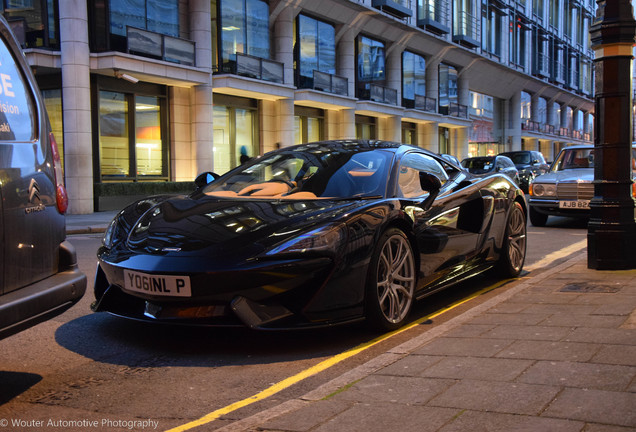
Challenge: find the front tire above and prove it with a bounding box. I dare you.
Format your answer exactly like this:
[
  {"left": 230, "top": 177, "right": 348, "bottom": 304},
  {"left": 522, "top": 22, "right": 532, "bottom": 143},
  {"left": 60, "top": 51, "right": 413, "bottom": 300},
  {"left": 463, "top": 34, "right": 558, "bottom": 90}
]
[
  {"left": 365, "top": 228, "right": 416, "bottom": 331},
  {"left": 529, "top": 206, "right": 548, "bottom": 227},
  {"left": 495, "top": 201, "right": 527, "bottom": 278}
]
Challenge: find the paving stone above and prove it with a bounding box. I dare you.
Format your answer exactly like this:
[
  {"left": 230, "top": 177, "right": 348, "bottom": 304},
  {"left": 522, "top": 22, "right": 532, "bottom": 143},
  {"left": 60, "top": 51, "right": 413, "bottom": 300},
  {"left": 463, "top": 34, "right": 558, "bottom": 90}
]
[
  {"left": 332, "top": 374, "right": 455, "bottom": 405},
  {"left": 438, "top": 410, "right": 584, "bottom": 432},
  {"left": 566, "top": 327, "right": 636, "bottom": 345},
  {"left": 429, "top": 380, "right": 560, "bottom": 415},
  {"left": 522, "top": 304, "right": 601, "bottom": 315},
  {"left": 418, "top": 356, "right": 533, "bottom": 382},
  {"left": 540, "top": 314, "right": 627, "bottom": 329},
  {"left": 443, "top": 324, "right": 496, "bottom": 338},
  {"left": 495, "top": 340, "right": 601, "bottom": 362},
  {"left": 591, "top": 345, "right": 636, "bottom": 366},
  {"left": 581, "top": 425, "right": 636, "bottom": 432},
  {"left": 517, "top": 361, "right": 636, "bottom": 391},
  {"left": 376, "top": 355, "right": 442, "bottom": 377},
  {"left": 312, "top": 403, "right": 459, "bottom": 432},
  {"left": 257, "top": 399, "right": 352, "bottom": 432},
  {"left": 468, "top": 313, "right": 552, "bottom": 326},
  {"left": 543, "top": 388, "right": 636, "bottom": 427},
  {"left": 413, "top": 337, "right": 514, "bottom": 357},
  {"left": 481, "top": 324, "right": 572, "bottom": 341}
]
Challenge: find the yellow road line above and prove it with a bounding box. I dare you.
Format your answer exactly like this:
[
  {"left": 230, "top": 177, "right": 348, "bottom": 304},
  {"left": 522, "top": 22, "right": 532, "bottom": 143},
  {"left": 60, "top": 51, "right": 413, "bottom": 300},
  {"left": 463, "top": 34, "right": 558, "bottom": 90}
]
[{"left": 165, "top": 279, "right": 510, "bottom": 432}]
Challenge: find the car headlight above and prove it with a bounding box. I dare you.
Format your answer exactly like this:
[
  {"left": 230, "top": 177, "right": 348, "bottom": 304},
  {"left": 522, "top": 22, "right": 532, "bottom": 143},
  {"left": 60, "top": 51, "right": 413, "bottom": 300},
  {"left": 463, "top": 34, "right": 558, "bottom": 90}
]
[
  {"left": 529, "top": 183, "right": 556, "bottom": 197},
  {"left": 266, "top": 224, "right": 347, "bottom": 256},
  {"left": 102, "top": 214, "right": 125, "bottom": 249}
]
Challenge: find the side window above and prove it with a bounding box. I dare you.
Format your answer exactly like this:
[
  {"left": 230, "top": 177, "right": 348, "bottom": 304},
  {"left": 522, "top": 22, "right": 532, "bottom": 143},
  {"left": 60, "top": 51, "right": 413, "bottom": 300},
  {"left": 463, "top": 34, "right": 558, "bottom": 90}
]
[
  {"left": 0, "top": 36, "right": 35, "bottom": 141},
  {"left": 397, "top": 152, "right": 448, "bottom": 198}
]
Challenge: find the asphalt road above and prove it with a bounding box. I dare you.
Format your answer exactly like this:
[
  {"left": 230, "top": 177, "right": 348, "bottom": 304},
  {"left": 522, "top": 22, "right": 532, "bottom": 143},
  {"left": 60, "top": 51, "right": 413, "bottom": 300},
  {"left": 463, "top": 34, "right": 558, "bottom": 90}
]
[{"left": 0, "top": 216, "right": 589, "bottom": 432}]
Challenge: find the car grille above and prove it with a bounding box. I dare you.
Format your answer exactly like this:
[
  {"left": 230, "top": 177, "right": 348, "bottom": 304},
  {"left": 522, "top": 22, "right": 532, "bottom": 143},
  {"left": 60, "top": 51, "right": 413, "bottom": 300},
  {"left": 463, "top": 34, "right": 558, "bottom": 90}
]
[{"left": 557, "top": 182, "right": 594, "bottom": 200}]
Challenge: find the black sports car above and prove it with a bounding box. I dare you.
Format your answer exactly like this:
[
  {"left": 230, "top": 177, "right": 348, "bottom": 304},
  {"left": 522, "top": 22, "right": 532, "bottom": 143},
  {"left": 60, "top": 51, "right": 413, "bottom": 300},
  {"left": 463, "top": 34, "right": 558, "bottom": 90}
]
[{"left": 92, "top": 140, "right": 527, "bottom": 331}]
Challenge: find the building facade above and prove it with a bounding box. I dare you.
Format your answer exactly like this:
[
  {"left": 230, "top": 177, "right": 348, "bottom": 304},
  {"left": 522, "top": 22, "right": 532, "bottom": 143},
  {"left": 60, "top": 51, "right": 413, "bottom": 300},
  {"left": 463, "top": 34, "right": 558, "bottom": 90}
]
[{"left": 2, "top": 0, "right": 595, "bottom": 214}]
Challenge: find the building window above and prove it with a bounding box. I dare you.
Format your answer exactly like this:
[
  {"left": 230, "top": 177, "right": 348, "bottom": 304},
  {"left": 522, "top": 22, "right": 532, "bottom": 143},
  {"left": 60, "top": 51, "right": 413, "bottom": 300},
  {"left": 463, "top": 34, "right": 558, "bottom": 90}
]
[
  {"left": 213, "top": 95, "right": 259, "bottom": 173},
  {"left": 509, "top": 15, "right": 528, "bottom": 68},
  {"left": 521, "top": 91, "right": 531, "bottom": 121},
  {"left": 402, "top": 122, "right": 417, "bottom": 146},
  {"left": 453, "top": 0, "right": 479, "bottom": 47},
  {"left": 438, "top": 63, "right": 458, "bottom": 115},
  {"left": 2, "top": 0, "right": 58, "bottom": 49},
  {"left": 356, "top": 115, "right": 377, "bottom": 140},
  {"left": 294, "top": 14, "right": 336, "bottom": 89},
  {"left": 109, "top": 0, "right": 179, "bottom": 37},
  {"left": 98, "top": 89, "right": 168, "bottom": 180},
  {"left": 469, "top": 91, "right": 496, "bottom": 146},
  {"left": 356, "top": 35, "right": 386, "bottom": 98},
  {"left": 481, "top": 3, "right": 503, "bottom": 57},
  {"left": 402, "top": 51, "right": 426, "bottom": 108},
  {"left": 216, "top": 0, "right": 269, "bottom": 70},
  {"left": 417, "top": 0, "right": 450, "bottom": 34},
  {"left": 42, "top": 88, "right": 64, "bottom": 171},
  {"left": 294, "top": 106, "right": 324, "bottom": 144},
  {"left": 549, "top": 0, "right": 559, "bottom": 29}
]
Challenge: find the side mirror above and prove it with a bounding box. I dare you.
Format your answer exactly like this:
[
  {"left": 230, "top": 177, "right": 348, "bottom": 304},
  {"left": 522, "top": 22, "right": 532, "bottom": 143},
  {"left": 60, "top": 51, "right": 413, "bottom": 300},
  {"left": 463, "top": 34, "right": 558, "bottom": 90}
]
[
  {"left": 419, "top": 172, "right": 442, "bottom": 193},
  {"left": 419, "top": 172, "right": 442, "bottom": 210},
  {"left": 194, "top": 171, "right": 219, "bottom": 188}
]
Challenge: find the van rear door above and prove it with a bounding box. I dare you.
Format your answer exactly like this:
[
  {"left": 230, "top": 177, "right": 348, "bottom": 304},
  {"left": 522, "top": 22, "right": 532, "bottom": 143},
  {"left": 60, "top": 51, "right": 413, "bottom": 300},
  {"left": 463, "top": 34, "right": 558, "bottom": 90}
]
[{"left": 0, "top": 28, "right": 65, "bottom": 294}]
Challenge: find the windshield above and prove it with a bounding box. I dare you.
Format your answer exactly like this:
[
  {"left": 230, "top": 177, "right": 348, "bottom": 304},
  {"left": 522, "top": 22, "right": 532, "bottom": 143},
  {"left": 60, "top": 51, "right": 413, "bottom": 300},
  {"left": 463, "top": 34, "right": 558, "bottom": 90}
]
[
  {"left": 502, "top": 152, "right": 531, "bottom": 165},
  {"left": 552, "top": 148, "right": 594, "bottom": 171},
  {"left": 461, "top": 158, "right": 495, "bottom": 174},
  {"left": 202, "top": 146, "right": 393, "bottom": 199}
]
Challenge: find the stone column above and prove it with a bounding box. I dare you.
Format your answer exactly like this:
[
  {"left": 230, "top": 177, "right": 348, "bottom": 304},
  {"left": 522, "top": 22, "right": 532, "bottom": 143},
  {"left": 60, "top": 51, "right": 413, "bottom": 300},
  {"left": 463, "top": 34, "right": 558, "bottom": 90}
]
[
  {"left": 341, "top": 108, "right": 356, "bottom": 139},
  {"left": 508, "top": 91, "right": 522, "bottom": 151},
  {"left": 337, "top": 29, "right": 356, "bottom": 98},
  {"left": 420, "top": 122, "right": 439, "bottom": 153},
  {"left": 277, "top": 98, "right": 295, "bottom": 147},
  {"left": 59, "top": 0, "right": 92, "bottom": 214},
  {"left": 387, "top": 46, "right": 402, "bottom": 103},
  {"left": 190, "top": 0, "right": 214, "bottom": 174},
  {"left": 274, "top": 6, "right": 294, "bottom": 85},
  {"left": 426, "top": 59, "right": 440, "bottom": 108}
]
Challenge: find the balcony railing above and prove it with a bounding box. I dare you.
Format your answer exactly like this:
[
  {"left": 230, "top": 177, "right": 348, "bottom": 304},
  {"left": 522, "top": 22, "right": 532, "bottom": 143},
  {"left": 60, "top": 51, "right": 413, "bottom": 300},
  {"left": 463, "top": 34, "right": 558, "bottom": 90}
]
[
  {"left": 372, "top": 0, "right": 413, "bottom": 18},
  {"left": 558, "top": 127, "right": 571, "bottom": 137},
  {"left": 312, "top": 70, "right": 348, "bottom": 96},
  {"left": 543, "top": 124, "right": 556, "bottom": 134},
  {"left": 220, "top": 53, "right": 284, "bottom": 84},
  {"left": 414, "top": 94, "right": 437, "bottom": 112},
  {"left": 448, "top": 102, "right": 468, "bottom": 118},
  {"left": 522, "top": 120, "right": 542, "bottom": 132},
  {"left": 127, "top": 27, "right": 195, "bottom": 66},
  {"left": 359, "top": 84, "right": 398, "bottom": 105}
]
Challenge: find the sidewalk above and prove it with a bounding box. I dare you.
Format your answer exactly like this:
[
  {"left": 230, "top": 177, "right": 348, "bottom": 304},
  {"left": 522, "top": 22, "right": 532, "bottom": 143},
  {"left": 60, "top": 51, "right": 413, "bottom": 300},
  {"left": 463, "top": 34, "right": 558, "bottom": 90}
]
[
  {"left": 218, "top": 253, "right": 636, "bottom": 432},
  {"left": 65, "top": 211, "right": 119, "bottom": 235},
  {"left": 64, "top": 213, "right": 636, "bottom": 431}
]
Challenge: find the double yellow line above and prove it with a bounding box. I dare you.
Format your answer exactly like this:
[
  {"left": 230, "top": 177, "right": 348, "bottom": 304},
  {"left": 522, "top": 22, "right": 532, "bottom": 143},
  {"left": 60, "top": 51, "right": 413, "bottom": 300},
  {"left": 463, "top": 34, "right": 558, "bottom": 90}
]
[{"left": 166, "top": 279, "right": 509, "bottom": 432}]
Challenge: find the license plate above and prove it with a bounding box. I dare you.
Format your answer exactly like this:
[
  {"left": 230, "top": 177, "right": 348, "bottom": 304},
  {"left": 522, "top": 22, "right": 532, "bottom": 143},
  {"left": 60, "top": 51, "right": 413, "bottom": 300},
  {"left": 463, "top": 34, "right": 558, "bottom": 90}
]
[
  {"left": 124, "top": 270, "right": 191, "bottom": 297},
  {"left": 559, "top": 200, "right": 590, "bottom": 209}
]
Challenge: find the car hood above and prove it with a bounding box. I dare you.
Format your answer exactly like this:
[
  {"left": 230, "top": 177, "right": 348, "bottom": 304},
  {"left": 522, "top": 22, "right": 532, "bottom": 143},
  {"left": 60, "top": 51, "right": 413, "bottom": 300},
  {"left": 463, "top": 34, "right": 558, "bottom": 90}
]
[
  {"left": 115, "top": 194, "right": 369, "bottom": 258},
  {"left": 533, "top": 168, "right": 594, "bottom": 184}
]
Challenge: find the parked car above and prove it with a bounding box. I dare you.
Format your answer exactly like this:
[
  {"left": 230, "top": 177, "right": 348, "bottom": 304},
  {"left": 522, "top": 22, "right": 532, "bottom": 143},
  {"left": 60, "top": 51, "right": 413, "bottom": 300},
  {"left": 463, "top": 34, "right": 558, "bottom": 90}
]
[
  {"left": 528, "top": 144, "right": 636, "bottom": 226},
  {"left": 461, "top": 155, "right": 521, "bottom": 186},
  {"left": 0, "top": 15, "right": 86, "bottom": 339},
  {"left": 92, "top": 140, "right": 527, "bottom": 331},
  {"left": 499, "top": 150, "right": 550, "bottom": 192}
]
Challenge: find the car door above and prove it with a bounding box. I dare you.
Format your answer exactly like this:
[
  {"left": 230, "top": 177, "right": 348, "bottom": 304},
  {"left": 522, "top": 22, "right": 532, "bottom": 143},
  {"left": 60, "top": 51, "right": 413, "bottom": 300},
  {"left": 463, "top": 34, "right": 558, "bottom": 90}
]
[
  {"left": 0, "top": 24, "right": 64, "bottom": 294},
  {"left": 396, "top": 152, "right": 488, "bottom": 291}
]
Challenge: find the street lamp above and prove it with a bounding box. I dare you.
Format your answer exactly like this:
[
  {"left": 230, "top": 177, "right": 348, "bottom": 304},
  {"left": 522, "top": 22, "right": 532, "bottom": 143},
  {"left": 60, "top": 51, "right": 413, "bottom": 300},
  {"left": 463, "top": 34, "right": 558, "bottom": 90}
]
[{"left": 587, "top": 0, "right": 636, "bottom": 269}]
